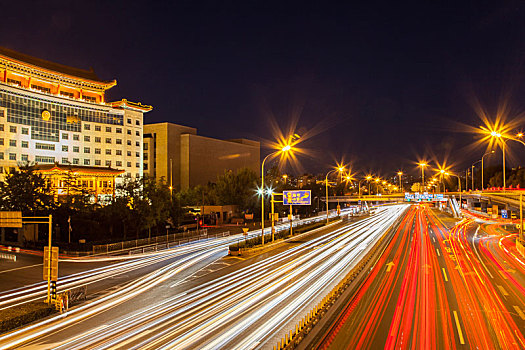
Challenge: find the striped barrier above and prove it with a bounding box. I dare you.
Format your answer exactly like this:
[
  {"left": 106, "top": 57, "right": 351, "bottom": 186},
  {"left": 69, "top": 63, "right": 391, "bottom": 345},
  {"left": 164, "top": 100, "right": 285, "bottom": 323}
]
[{"left": 0, "top": 253, "right": 16, "bottom": 262}]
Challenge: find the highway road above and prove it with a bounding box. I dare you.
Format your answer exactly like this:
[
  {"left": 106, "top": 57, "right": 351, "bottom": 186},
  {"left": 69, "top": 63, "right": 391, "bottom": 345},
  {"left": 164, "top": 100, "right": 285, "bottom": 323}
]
[
  {"left": 0, "top": 205, "right": 408, "bottom": 349},
  {"left": 0, "top": 212, "right": 337, "bottom": 313},
  {"left": 316, "top": 204, "right": 525, "bottom": 349}
]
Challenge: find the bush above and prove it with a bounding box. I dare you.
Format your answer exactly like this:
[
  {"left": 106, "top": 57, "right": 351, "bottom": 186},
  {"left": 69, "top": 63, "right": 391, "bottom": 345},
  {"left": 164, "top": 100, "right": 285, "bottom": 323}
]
[{"left": 0, "top": 301, "right": 55, "bottom": 333}]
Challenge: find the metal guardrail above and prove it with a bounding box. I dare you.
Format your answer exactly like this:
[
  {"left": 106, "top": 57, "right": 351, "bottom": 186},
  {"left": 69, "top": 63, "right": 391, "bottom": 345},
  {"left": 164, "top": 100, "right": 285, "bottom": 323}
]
[{"left": 92, "top": 228, "right": 209, "bottom": 255}]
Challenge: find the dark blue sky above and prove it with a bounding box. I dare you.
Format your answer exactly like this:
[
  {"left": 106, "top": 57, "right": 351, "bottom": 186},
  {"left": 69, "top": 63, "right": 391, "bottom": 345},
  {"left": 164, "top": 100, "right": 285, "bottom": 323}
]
[{"left": 3, "top": 1, "right": 525, "bottom": 176}]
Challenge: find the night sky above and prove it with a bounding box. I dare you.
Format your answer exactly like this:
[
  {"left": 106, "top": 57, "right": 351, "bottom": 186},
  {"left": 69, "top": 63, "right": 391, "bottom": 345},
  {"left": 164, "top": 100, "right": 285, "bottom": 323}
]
[{"left": 3, "top": 1, "right": 525, "bottom": 177}]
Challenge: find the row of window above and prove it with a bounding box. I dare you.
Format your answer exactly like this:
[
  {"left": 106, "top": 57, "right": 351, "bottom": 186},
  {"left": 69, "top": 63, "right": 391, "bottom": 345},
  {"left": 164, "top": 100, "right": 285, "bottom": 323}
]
[
  {"left": 0, "top": 152, "right": 140, "bottom": 168},
  {"left": 83, "top": 124, "right": 141, "bottom": 135},
  {"left": 0, "top": 135, "right": 141, "bottom": 147},
  {"left": 2, "top": 125, "right": 141, "bottom": 142},
  {"left": 0, "top": 140, "right": 140, "bottom": 157}
]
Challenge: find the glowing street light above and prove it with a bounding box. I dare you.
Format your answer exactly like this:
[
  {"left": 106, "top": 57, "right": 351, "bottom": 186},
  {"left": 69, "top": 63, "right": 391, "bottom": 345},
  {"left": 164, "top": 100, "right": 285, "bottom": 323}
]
[
  {"left": 397, "top": 171, "right": 403, "bottom": 192},
  {"left": 260, "top": 142, "right": 293, "bottom": 246},
  {"left": 325, "top": 166, "right": 346, "bottom": 223},
  {"left": 418, "top": 162, "right": 428, "bottom": 191}
]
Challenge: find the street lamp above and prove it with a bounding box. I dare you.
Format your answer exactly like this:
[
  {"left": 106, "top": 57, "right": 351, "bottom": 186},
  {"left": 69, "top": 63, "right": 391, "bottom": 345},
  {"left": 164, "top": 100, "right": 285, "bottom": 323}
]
[
  {"left": 365, "top": 175, "right": 373, "bottom": 195},
  {"left": 325, "top": 166, "right": 345, "bottom": 223},
  {"left": 471, "top": 150, "right": 495, "bottom": 191},
  {"left": 397, "top": 171, "right": 403, "bottom": 192},
  {"left": 374, "top": 178, "right": 381, "bottom": 195},
  {"left": 418, "top": 162, "right": 428, "bottom": 191},
  {"left": 260, "top": 144, "right": 292, "bottom": 246},
  {"left": 444, "top": 171, "right": 461, "bottom": 208},
  {"left": 282, "top": 174, "right": 288, "bottom": 184}
]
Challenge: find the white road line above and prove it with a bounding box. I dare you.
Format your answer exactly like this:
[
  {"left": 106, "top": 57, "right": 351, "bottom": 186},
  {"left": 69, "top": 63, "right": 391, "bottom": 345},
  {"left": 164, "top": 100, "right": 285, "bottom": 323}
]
[
  {"left": 513, "top": 306, "right": 525, "bottom": 320},
  {"left": 0, "top": 263, "right": 42, "bottom": 274},
  {"left": 436, "top": 248, "right": 441, "bottom": 257},
  {"left": 442, "top": 268, "right": 448, "bottom": 282},
  {"left": 453, "top": 311, "right": 465, "bottom": 345},
  {"left": 497, "top": 285, "right": 509, "bottom": 297}
]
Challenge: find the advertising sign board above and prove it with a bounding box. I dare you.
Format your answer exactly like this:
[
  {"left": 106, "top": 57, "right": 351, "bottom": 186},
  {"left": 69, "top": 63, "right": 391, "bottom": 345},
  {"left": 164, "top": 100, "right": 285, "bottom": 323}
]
[{"left": 283, "top": 190, "right": 312, "bottom": 205}]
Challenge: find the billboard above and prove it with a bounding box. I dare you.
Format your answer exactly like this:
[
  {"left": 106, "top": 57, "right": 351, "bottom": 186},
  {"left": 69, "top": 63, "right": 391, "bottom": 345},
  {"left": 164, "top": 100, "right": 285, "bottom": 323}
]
[{"left": 283, "top": 190, "right": 312, "bottom": 205}]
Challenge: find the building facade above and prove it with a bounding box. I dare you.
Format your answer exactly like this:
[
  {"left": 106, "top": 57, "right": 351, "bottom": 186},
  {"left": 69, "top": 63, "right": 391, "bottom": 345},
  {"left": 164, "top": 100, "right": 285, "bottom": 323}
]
[
  {"left": 144, "top": 122, "right": 260, "bottom": 190},
  {"left": 0, "top": 47, "right": 151, "bottom": 197}
]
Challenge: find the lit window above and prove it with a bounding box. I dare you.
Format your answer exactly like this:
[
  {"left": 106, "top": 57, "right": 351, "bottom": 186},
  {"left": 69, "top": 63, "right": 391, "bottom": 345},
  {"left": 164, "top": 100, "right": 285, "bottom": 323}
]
[
  {"left": 95, "top": 159, "right": 101, "bottom": 165},
  {"left": 84, "top": 136, "right": 90, "bottom": 142},
  {"left": 36, "top": 143, "right": 55, "bottom": 150},
  {"left": 105, "top": 160, "right": 111, "bottom": 166},
  {"left": 9, "top": 153, "right": 16, "bottom": 161},
  {"left": 21, "top": 127, "right": 28, "bottom": 135},
  {"left": 84, "top": 124, "right": 91, "bottom": 130},
  {"left": 116, "top": 150, "right": 122, "bottom": 155},
  {"left": 73, "top": 158, "right": 79, "bottom": 165},
  {"left": 21, "top": 141, "right": 28, "bottom": 148},
  {"left": 106, "top": 149, "right": 111, "bottom": 155},
  {"left": 35, "top": 155, "right": 54, "bottom": 163},
  {"left": 21, "top": 154, "right": 28, "bottom": 162},
  {"left": 73, "top": 134, "right": 80, "bottom": 141},
  {"left": 61, "top": 158, "right": 69, "bottom": 164},
  {"left": 73, "top": 146, "right": 79, "bottom": 153},
  {"left": 84, "top": 147, "right": 90, "bottom": 154},
  {"left": 9, "top": 140, "right": 16, "bottom": 147},
  {"left": 62, "top": 145, "right": 68, "bottom": 152},
  {"left": 62, "top": 133, "right": 69, "bottom": 140},
  {"left": 95, "top": 148, "right": 101, "bottom": 154},
  {"left": 84, "top": 159, "right": 90, "bottom": 165},
  {"left": 116, "top": 161, "right": 122, "bottom": 166}
]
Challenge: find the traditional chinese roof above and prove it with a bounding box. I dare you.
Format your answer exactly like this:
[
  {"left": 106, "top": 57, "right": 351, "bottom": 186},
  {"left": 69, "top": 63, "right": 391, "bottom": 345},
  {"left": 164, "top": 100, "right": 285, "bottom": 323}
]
[
  {"left": 33, "top": 164, "right": 125, "bottom": 176},
  {"left": 0, "top": 46, "right": 116, "bottom": 89},
  {"left": 110, "top": 98, "right": 153, "bottom": 112}
]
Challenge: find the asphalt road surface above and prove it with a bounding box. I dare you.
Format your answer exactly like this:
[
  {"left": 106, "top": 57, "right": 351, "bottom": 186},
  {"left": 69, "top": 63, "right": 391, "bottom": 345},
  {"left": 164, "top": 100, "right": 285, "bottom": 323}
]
[{"left": 317, "top": 204, "right": 525, "bottom": 349}]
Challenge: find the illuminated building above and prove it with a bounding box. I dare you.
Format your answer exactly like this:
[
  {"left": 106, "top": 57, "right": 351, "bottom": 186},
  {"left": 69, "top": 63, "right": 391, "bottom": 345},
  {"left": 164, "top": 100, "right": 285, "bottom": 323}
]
[
  {"left": 143, "top": 122, "right": 260, "bottom": 190},
  {"left": 0, "top": 47, "right": 152, "bottom": 199}
]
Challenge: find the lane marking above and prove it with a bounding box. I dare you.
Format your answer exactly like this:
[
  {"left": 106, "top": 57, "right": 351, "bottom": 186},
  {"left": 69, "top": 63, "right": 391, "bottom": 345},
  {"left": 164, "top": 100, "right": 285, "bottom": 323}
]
[
  {"left": 497, "top": 285, "right": 509, "bottom": 297},
  {"left": 386, "top": 261, "right": 395, "bottom": 272},
  {"left": 0, "top": 263, "right": 42, "bottom": 274},
  {"left": 442, "top": 268, "right": 448, "bottom": 282},
  {"left": 436, "top": 248, "right": 441, "bottom": 256},
  {"left": 453, "top": 310, "right": 465, "bottom": 345},
  {"left": 513, "top": 306, "right": 525, "bottom": 320},
  {"left": 472, "top": 225, "right": 494, "bottom": 279},
  {"left": 432, "top": 237, "right": 436, "bottom": 243}
]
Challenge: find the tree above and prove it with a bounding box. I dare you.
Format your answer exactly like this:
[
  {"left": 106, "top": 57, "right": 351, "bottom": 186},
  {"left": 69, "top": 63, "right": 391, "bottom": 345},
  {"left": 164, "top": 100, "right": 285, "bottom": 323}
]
[
  {"left": 215, "top": 168, "right": 258, "bottom": 209},
  {"left": 0, "top": 163, "right": 54, "bottom": 214}
]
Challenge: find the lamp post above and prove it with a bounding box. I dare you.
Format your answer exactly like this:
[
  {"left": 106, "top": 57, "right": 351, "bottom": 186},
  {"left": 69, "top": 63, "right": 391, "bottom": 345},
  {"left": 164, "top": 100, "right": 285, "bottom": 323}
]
[
  {"left": 365, "top": 175, "right": 372, "bottom": 196},
  {"left": 261, "top": 145, "right": 291, "bottom": 246},
  {"left": 374, "top": 178, "right": 381, "bottom": 195},
  {"left": 444, "top": 172, "right": 461, "bottom": 208},
  {"left": 418, "top": 162, "right": 427, "bottom": 191},
  {"left": 397, "top": 171, "right": 403, "bottom": 192},
  {"left": 325, "top": 167, "right": 345, "bottom": 223},
  {"left": 481, "top": 150, "right": 495, "bottom": 190}
]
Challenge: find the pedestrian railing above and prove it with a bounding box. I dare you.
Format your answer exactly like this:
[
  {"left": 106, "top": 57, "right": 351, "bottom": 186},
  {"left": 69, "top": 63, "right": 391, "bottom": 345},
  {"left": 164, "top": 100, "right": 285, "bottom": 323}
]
[{"left": 92, "top": 228, "right": 211, "bottom": 255}]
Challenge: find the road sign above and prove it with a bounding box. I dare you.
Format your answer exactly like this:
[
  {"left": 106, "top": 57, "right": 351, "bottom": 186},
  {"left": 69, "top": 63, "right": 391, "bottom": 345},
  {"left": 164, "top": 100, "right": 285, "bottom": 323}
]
[
  {"left": 43, "top": 246, "right": 59, "bottom": 281},
  {"left": 283, "top": 190, "right": 311, "bottom": 205},
  {"left": 242, "top": 227, "right": 249, "bottom": 236},
  {"left": 501, "top": 209, "right": 508, "bottom": 219},
  {"left": 0, "top": 211, "right": 22, "bottom": 228}
]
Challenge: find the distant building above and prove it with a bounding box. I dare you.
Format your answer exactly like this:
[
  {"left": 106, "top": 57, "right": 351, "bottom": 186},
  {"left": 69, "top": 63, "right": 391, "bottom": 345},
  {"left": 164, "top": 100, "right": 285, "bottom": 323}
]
[
  {"left": 143, "top": 122, "right": 260, "bottom": 190},
  {"left": 0, "top": 47, "right": 151, "bottom": 200}
]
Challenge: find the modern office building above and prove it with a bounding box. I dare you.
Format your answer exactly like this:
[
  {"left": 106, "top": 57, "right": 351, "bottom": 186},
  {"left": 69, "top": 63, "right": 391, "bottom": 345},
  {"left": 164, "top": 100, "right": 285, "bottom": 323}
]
[
  {"left": 0, "top": 47, "right": 151, "bottom": 200},
  {"left": 143, "top": 122, "right": 260, "bottom": 190}
]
